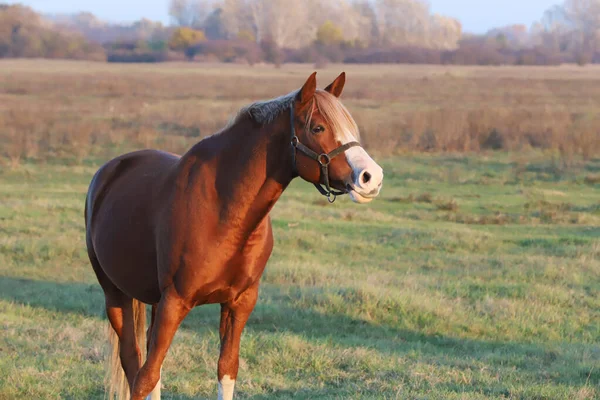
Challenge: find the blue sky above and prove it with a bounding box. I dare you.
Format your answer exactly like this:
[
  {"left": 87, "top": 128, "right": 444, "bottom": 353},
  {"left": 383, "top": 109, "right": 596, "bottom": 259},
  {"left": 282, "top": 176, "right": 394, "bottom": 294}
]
[
  {"left": 8, "top": 0, "right": 561, "bottom": 33},
  {"left": 429, "top": 0, "right": 559, "bottom": 32}
]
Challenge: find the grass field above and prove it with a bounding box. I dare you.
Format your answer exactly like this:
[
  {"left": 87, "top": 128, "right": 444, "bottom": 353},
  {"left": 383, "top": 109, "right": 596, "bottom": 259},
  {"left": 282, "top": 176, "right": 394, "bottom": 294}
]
[
  {"left": 1, "top": 61, "right": 599, "bottom": 399},
  {"left": 1, "top": 153, "right": 599, "bottom": 399}
]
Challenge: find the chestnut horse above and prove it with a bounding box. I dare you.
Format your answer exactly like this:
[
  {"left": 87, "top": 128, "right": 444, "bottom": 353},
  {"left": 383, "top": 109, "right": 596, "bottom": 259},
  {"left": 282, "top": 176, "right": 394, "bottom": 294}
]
[{"left": 85, "top": 72, "right": 383, "bottom": 400}]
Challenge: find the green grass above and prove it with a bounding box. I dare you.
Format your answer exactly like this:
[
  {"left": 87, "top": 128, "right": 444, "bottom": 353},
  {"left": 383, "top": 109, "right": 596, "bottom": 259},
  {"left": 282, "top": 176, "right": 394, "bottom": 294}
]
[{"left": 1, "top": 153, "right": 599, "bottom": 399}]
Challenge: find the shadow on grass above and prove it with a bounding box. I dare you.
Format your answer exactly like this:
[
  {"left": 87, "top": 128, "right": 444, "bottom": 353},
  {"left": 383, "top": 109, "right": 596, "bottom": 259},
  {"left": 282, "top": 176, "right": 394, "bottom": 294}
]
[
  {"left": 60, "top": 387, "right": 105, "bottom": 400},
  {"left": 246, "top": 302, "right": 598, "bottom": 382},
  {"left": 60, "top": 387, "right": 201, "bottom": 400},
  {"left": 247, "top": 387, "right": 361, "bottom": 400},
  {"left": 2, "top": 275, "right": 598, "bottom": 396},
  {"left": 0, "top": 275, "right": 105, "bottom": 318}
]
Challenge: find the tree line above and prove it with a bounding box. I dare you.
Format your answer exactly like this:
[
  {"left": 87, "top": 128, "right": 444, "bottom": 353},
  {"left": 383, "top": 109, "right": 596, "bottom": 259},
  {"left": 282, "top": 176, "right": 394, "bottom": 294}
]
[
  {"left": 1, "top": 1, "right": 600, "bottom": 65},
  {"left": 0, "top": 4, "right": 105, "bottom": 60}
]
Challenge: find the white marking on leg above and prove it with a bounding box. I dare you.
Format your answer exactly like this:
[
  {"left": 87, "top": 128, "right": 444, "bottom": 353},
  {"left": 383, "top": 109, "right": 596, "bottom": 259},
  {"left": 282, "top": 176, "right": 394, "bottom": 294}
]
[
  {"left": 145, "top": 368, "right": 161, "bottom": 400},
  {"left": 218, "top": 374, "right": 235, "bottom": 400}
]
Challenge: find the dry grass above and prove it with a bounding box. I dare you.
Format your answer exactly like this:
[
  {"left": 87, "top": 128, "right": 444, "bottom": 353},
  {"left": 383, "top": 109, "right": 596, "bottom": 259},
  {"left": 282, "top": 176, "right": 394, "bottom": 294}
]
[
  {"left": 584, "top": 174, "right": 600, "bottom": 185},
  {"left": 1, "top": 60, "right": 599, "bottom": 165}
]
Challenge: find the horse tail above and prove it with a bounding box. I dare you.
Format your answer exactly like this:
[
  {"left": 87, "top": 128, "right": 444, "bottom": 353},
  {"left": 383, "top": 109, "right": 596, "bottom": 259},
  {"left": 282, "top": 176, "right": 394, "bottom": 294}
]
[
  {"left": 105, "top": 322, "right": 128, "bottom": 400},
  {"left": 105, "top": 299, "right": 147, "bottom": 400}
]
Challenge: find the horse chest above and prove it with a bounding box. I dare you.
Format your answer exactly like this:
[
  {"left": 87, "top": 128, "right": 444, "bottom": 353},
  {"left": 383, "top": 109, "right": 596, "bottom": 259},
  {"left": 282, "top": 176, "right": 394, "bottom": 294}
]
[{"left": 174, "top": 221, "right": 273, "bottom": 305}]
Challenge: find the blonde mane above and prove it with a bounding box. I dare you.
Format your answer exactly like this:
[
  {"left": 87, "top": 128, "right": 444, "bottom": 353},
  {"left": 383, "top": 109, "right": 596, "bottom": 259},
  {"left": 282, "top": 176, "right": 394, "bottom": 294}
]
[
  {"left": 232, "top": 89, "right": 360, "bottom": 143},
  {"left": 312, "top": 90, "right": 360, "bottom": 142}
]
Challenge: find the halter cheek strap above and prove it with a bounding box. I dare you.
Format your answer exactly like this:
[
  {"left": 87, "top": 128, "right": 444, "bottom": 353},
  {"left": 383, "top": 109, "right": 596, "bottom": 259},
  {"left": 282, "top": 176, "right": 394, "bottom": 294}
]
[{"left": 289, "top": 106, "right": 361, "bottom": 203}]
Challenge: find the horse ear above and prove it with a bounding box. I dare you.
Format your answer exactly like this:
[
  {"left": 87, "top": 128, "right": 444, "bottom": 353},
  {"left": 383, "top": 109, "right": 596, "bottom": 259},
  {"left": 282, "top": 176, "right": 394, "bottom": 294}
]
[
  {"left": 324, "top": 72, "right": 345, "bottom": 98},
  {"left": 297, "top": 72, "right": 317, "bottom": 106}
]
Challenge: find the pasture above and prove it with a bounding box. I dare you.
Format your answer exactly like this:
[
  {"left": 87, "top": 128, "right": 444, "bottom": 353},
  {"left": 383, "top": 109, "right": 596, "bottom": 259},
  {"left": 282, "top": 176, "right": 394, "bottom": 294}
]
[{"left": 1, "top": 61, "right": 599, "bottom": 399}]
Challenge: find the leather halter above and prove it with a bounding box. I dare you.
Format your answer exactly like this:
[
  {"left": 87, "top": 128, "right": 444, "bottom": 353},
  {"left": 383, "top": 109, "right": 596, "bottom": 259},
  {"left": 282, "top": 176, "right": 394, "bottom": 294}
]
[{"left": 289, "top": 106, "right": 361, "bottom": 203}]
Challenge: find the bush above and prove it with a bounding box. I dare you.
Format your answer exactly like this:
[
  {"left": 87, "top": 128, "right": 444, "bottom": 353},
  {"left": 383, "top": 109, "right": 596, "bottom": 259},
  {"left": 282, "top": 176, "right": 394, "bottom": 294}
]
[
  {"left": 168, "top": 27, "right": 205, "bottom": 60},
  {"left": 107, "top": 50, "right": 168, "bottom": 63},
  {"left": 344, "top": 47, "right": 442, "bottom": 64},
  {"left": 481, "top": 129, "right": 506, "bottom": 150},
  {"left": 192, "top": 40, "right": 263, "bottom": 64},
  {"left": 260, "top": 39, "right": 283, "bottom": 67},
  {"left": 575, "top": 52, "right": 592, "bottom": 66},
  {"left": 516, "top": 48, "right": 561, "bottom": 66}
]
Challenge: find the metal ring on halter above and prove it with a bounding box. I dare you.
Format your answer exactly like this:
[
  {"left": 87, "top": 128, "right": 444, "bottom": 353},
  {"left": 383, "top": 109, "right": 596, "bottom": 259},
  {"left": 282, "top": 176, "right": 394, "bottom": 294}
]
[{"left": 317, "top": 154, "right": 331, "bottom": 166}]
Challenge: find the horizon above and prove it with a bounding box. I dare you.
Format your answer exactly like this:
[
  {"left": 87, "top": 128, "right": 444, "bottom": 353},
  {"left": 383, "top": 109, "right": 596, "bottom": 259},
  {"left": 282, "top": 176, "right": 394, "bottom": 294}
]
[{"left": 5, "top": 0, "right": 561, "bottom": 34}]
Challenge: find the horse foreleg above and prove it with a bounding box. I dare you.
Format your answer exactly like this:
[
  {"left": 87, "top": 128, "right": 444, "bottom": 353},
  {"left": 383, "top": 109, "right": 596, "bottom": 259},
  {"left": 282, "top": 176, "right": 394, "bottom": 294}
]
[
  {"left": 218, "top": 283, "right": 259, "bottom": 400},
  {"left": 131, "top": 289, "right": 189, "bottom": 400}
]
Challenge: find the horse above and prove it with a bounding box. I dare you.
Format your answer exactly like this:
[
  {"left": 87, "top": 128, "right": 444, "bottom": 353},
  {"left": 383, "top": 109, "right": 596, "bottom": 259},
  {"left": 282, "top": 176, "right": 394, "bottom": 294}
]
[{"left": 84, "top": 71, "right": 384, "bottom": 400}]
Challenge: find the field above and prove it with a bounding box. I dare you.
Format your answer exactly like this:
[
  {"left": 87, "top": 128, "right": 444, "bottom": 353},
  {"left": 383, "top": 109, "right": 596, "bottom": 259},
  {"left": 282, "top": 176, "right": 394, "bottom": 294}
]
[
  {"left": 2, "top": 60, "right": 600, "bottom": 163},
  {"left": 1, "top": 61, "right": 600, "bottom": 399}
]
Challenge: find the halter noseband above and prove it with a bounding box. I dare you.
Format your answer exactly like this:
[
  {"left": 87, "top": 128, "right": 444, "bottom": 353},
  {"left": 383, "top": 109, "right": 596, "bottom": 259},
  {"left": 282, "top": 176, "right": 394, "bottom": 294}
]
[{"left": 289, "top": 106, "right": 361, "bottom": 203}]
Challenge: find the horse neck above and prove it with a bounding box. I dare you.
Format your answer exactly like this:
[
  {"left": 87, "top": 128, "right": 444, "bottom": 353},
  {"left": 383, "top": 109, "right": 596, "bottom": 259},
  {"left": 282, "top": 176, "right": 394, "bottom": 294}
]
[{"left": 185, "top": 112, "right": 294, "bottom": 231}]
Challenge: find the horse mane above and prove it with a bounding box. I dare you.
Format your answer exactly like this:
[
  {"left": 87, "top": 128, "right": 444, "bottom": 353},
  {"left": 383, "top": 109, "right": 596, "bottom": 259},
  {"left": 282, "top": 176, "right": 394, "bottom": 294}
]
[
  {"left": 230, "top": 89, "right": 360, "bottom": 142},
  {"left": 244, "top": 90, "right": 298, "bottom": 125}
]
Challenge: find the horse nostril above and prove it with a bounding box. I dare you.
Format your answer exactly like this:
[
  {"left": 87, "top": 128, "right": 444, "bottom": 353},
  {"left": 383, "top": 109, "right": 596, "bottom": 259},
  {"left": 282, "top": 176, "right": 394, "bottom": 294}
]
[{"left": 362, "top": 171, "right": 372, "bottom": 184}]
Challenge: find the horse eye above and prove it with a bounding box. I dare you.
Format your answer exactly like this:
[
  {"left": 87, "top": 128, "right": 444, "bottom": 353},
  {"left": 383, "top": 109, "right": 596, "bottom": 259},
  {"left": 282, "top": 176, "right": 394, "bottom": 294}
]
[{"left": 312, "top": 125, "right": 325, "bottom": 134}]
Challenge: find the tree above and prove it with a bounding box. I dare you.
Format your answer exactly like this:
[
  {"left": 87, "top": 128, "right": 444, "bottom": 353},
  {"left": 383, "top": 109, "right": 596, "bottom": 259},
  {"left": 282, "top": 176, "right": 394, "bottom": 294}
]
[
  {"left": 221, "top": 0, "right": 322, "bottom": 48},
  {"left": 316, "top": 0, "right": 373, "bottom": 47},
  {"left": 373, "top": 0, "right": 432, "bottom": 47},
  {"left": 351, "top": 1, "right": 379, "bottom": 45},
  {"left": 252, "top": 0, "right": 316, "bottom": 48},
  {"left": 169, "top": 0, "right": 216, "bottom": 28},
  {"left": 316, "top": 21, "right": 344, "bottom": 45},
  {"left": 203, "top": 8, "right": 227, "bottom": 39},
  {"left": 562, "top": 0, "right": 600, "bottom": 53},
  {"left": 220, "top": 0, "right": 372, "bottom": 49},
  {"left": 486, "top": 24, "right": 529, "bottom": 48},
  {"left": 430, "top": 14, "right": 462, "bottom": 49},
  {"left": 0, "top": 4, "right": 105, "bottom": 60},
  {"left": 169, "top": 27, "right": 206, "bottom": 59},
  {"left": 534, "top": 0, "right": 600, "bottom": 57}
]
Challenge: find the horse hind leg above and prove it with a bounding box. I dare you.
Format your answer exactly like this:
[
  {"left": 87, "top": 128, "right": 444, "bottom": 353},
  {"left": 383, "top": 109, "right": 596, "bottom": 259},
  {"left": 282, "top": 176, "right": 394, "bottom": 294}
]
[
  {"left": 86, "top": 245, "right": 144, "bottom": 399},
  {"left": 145, "top": 304, "right": 161, "bottom": 400},
  {"left": 105, "top": 293, "right": 146, "bottom": 398}
]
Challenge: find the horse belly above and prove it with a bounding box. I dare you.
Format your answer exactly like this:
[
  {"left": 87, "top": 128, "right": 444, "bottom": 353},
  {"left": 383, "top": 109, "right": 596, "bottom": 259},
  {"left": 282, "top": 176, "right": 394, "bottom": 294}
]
[
  {"left": 93, "top": 219, "right": 162, "bottom": 304},
  {"left": 89, "top": 182, "right": 164, "bottom": 301}
]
